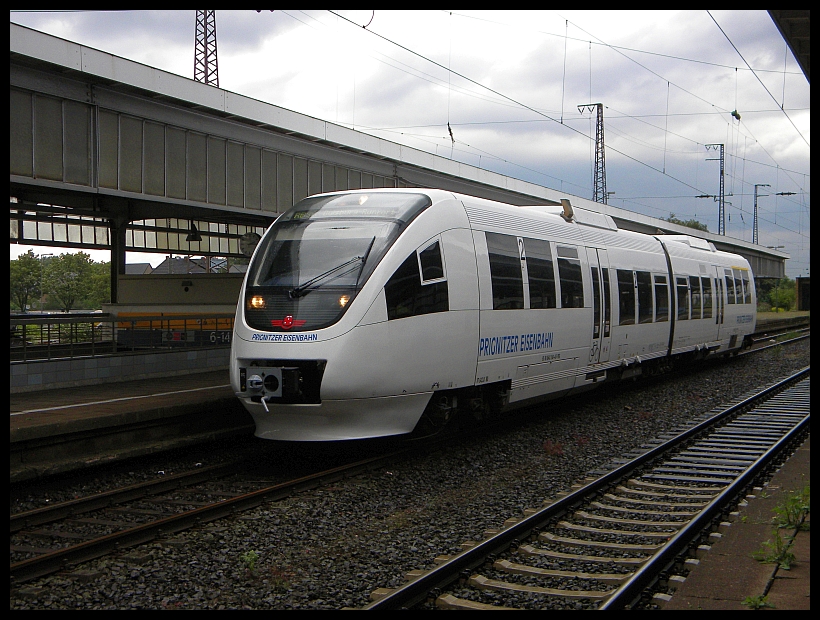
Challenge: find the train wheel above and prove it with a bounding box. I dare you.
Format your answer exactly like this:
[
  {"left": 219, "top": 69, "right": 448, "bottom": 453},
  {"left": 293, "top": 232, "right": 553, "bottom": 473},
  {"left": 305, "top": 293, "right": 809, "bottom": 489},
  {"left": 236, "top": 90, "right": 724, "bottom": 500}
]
[
  {"left": 414, "top": 393, "right": 457, "bottom": 436},
  {"left": 469, "top": 396, "right": 490, "bottom": 422}
]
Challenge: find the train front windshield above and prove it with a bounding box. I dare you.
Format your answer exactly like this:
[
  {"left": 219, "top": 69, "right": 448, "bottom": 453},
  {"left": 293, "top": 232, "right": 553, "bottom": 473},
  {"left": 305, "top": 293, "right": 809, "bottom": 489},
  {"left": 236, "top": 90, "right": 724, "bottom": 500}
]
[{"left": 244, "top": 193, "right": 431, "bottom": 332}]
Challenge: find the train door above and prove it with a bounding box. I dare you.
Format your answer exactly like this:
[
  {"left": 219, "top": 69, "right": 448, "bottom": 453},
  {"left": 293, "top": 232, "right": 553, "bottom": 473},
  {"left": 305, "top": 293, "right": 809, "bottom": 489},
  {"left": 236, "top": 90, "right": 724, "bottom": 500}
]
[
  {"left": 713, "top": 265, "right": 724, "bottom": 340},
  {"left": 586, "top": 248, "right": 611, "bottom": 371}
]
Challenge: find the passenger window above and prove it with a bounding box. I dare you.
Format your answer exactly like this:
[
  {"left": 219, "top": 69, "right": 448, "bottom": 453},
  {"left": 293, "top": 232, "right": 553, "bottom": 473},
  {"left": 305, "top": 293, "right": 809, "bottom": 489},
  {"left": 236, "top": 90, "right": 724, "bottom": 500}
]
[
  {"left": 487, "top": 232, "right": 524, "bottom": 309},
  {"left": 385, "top": 244, "right": 449, "bottom": 320},
  {"left": 701, "top": 276, "right": 712, "bottom": 318},
  {"left": 689, "top": 276, "right": 702, "bottom": 319},
  {"left": 591, "top": 266, "right": 600, "bottom": 337},
  {"left": 654, "top": 275, "right": 669, "bottom": 323},
  {"left": 523, "top": 237, "right": 556, "bottom": 309},
  {"left": 732, "top": 269, "right": 744, "bottom": 305},
  {"left": 732, "top": 268, "right": 750, "bottom": 305},
  {"left": 419, "top": 241, "right": 444, "bottom": 282},
  {"left": 724, "top": 269, "right": 736, "bottom": 304},
  {"left": 715, "top": 277, "right": 724, "bottom": 324},
  {"left": 636, "top": 271, "right": 653, "bottom": 324},
  {"left": 676, "top": 276, "right": 690, "bottom": 320},
  {"left": 602, "top": 268, "right": 611, "bottom": 337},
  {"left": 617, "top": 269, "right": 635, "bottom": 325},
  {"left": 557, "top": 246, "right": 584, "bottom": 308}
]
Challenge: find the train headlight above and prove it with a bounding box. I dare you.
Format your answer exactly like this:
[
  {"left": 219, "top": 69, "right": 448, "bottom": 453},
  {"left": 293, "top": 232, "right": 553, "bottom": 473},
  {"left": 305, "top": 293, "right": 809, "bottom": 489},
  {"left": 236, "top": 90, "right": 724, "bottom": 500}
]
[
  {"left": 249, "top": 295, "right": 266, "bottom": 309},
  {"left": 338, "top": 294, "right": 350, "bottom": 308}
]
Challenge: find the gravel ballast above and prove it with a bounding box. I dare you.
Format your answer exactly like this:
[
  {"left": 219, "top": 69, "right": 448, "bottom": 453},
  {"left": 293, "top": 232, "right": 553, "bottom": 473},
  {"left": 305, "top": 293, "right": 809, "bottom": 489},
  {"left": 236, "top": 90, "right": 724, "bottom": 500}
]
[{"left": 10, "top": 340, "right": 810, "bottom": 609}]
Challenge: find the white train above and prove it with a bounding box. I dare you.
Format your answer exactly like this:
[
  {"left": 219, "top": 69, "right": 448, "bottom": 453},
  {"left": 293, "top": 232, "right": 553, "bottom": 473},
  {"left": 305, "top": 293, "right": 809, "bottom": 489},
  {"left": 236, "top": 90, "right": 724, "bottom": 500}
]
[{"left": 230, "top": 189, "right": 756, "bottom": 441}]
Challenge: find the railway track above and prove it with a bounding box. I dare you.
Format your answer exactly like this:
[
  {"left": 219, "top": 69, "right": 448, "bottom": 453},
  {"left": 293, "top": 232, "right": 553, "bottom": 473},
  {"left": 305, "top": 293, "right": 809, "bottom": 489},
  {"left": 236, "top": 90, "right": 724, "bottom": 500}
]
[
  {"left": 9, "top": 452, "right": 405, "bottom": 585},
  {"left": 364, "top": 367, "right": 810, "bottom": 610},
  {"left": 745, "top": 331, "right": 809, "bottom": 355},
  {"left": 748, "top": 317, "right": 809, "bottom": 349}
]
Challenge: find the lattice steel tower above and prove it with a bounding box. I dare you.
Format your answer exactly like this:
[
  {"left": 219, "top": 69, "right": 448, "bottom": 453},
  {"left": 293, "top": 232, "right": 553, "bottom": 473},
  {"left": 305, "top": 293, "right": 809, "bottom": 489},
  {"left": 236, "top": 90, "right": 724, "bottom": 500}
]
[
  {"left": 194, "top": 10, "right": 219, "bottom": 87},
  {"left": 705, "top": 144, "right": 725, "bottom": 235},
  {"left": 578, "top": 103, "right": 607, "bottom": 204}
]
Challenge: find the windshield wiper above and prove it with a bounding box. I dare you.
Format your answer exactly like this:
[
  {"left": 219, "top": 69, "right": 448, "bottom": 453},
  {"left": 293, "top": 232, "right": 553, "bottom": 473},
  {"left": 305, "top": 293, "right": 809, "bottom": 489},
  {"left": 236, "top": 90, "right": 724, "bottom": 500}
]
[
  {"left": 356, "top": 237, "right": 377, "bottom": 284},
  {"left": 288, "top": 255, "right": 365, "bottom": 299}
]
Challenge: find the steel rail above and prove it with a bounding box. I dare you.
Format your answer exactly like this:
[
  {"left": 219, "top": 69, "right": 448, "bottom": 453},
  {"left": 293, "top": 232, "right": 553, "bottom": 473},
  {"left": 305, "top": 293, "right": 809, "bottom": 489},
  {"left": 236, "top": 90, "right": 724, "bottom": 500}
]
[
  {"left": 600, "top": 393, "right": 809, "bottom": 609},
  {"left": 10, "top": 451, "right": 406, "bottom": 585},
  {"left": 10, "top": 462, "right": 238, "bottom": 534},
  {"left": 364, "top": 366, "right": 809, "bottom": 610},
  {"left": 744, "top": 332, "right": 809, "bottom": 355}
]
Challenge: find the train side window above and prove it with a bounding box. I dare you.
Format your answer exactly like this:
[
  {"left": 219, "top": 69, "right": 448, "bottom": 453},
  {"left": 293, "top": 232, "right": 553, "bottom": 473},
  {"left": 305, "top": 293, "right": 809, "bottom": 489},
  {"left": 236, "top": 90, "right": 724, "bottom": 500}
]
[
  {"left": 732, "top": 269, "right": 744, "bottom": 305},
  {"left": 715, "top": 277, "right": 724, "bottom": 324},
  {"left": 523, "top": 237, "right": 556, "bottom": 309},
  {"left": 654, "top": 275, "right": 669, "bottom": 322},
  {"left": 617, "top": 269, "right": 635, "bottom": 325},
  {"left": 676, "top": 276, "right": 690, "bottom": 320},
  {"left": 740, "top": 270, "right": 751, "bottom": 304},
  {"left": 689, "top": 276, "right": 702, "bottom": 319},
  {"left": 732, "top": 268, "right": 749, "bottom": 304},
  {"left": 636, "top": 271, "right": 653, "bottom": 323},
  {"left": 602, "top": 268, "right": 611, "bottom": 337},
  {"left": 419, "top": 240, "right": 445, "bottom": 283},
  {"left": 385, "top": 244, "right": 449, "bottom": 320},
  {"left": 701, "top": 276, "right": 712, "bottom": 318},
  {"left": 556, "top": 245, "right": 584, "bottom": 308},
  {"left": 724, "top": 269, "right": 736, "bottom": 304},
  {"left": 591, "top": 266, "right": 600, "bottom": 337},
  {"left": 486, "top": 232, "right": 524, "bottom": 309}
]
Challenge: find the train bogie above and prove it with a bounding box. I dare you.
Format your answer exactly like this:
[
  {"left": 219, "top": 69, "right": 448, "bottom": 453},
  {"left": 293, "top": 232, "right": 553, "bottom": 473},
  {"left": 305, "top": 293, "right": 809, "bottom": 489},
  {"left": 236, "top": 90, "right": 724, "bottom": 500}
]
[{"left": 231, "top": 189, "right": 757, "bottom": 441}]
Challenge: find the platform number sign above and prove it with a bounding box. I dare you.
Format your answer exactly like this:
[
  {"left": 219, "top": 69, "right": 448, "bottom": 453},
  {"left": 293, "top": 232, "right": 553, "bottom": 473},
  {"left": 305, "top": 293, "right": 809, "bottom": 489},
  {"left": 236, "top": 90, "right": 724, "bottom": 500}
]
[{"left": 209, "top": 330, "right": 232, "bottom": 344}]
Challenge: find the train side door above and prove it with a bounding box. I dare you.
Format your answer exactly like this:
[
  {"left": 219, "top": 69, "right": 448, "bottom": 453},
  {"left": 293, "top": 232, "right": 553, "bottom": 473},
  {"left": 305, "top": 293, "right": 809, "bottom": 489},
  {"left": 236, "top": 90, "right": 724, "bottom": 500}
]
[
  {"left": 587, "top": 248, "right": 612, "bottom": 366},
  {"left": 713, "top": 265, "right": 724, "bottom": 340}
]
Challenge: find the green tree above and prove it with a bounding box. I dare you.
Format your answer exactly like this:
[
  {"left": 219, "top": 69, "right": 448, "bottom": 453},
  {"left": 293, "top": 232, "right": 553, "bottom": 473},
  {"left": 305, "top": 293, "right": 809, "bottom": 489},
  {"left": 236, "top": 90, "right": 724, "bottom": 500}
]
[
  {"left": 666, "top": 213, "right": 709, "bottom": 232},
  {"left": 9, "top": 250, "right": 42, "bottom": 312},
  {"left": 768, "top": 278, "right": 796, "bottom": 311},
  {"left": 83, "top": 261, "right": 111, "bottom": 309},
  {"left": 42, "top": 252, "right": 94, "bottom": 312},
  {"left": 756, "top": 277, "right": 796, "bottom": 311}
]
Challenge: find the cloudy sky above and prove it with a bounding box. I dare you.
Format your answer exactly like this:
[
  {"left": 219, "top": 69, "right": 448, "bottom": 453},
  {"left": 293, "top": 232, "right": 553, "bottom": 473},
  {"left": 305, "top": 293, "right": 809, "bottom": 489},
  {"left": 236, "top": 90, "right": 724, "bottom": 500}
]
[{"left": 10, "top": 10, "right": 810, "bottom": 277}]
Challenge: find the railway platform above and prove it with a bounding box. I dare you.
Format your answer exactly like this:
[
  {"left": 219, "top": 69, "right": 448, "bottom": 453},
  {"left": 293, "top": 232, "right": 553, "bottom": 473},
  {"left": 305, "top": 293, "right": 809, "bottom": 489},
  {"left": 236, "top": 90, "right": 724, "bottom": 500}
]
[
  {"left": 10, "top": 370, "right": 253, "bottom": 484},
  {"left": 658, "top": 436, "right": 810, "bottom": 611}
]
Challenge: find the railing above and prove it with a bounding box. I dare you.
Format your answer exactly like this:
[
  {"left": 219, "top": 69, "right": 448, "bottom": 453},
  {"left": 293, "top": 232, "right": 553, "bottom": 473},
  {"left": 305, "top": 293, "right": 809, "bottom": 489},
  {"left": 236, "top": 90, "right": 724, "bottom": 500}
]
[{"left": 10, "top": 312, "right": 235, "bottom": 362}]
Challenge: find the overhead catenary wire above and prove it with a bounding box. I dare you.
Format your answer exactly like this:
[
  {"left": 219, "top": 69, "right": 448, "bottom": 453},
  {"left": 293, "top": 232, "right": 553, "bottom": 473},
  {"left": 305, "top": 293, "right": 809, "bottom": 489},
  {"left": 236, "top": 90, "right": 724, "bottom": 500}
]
[
  {"left": 707, "top": 10, "right": 809, "bottom": 147},
  {"left": 561, "top": 19, "right": 568, "bottom": 123},
  {"left": 447, "top": 11, "right": 454, "bottom": 157},
  {"left": 663, "top": 82, "right": 670, "bottom": 173},
  {"left": 327, "top": 10, "right": 718, "bottom": 197},
  {"left": 311, "top": 10, "right": 807, "bottom": 195},
  {"left": 317, "top": 11, "right": 805, "bottom": 242},
  {"left": 343, "top": 120, "right": 590, "bottom": 193},
  {"left": 557, "top": 10, "right": 809, "bottom": 188},
  {"left": 446, "top": 10, "right": 804, "bottom": 75}
]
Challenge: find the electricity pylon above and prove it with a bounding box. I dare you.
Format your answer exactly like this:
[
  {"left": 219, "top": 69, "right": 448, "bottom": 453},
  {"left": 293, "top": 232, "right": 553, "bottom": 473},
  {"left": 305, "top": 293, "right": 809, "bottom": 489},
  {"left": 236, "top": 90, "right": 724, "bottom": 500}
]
[
  {"left": 578, "top": 103, "right": 607, "bottom": 204},
  {"left": 705, "top": 144, "right": 725, "bottom": 235},
  {"left": 194, "top": 10, "right": 219, "bottom": 87}
]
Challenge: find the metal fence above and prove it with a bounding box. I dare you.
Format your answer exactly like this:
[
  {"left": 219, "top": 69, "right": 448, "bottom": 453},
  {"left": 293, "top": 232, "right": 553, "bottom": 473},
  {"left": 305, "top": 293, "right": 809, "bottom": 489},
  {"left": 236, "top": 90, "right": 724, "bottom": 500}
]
[{"left": 10, "top": 312, "right": 234, "bottom": 362}]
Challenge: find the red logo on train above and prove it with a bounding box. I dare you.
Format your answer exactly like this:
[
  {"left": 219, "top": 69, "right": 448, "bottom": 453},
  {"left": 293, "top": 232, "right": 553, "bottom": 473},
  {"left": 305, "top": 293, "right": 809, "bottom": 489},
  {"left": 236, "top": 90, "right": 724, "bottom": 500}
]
[{"left": 271, "top": 315, "right": 306, "bottom": 330}]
